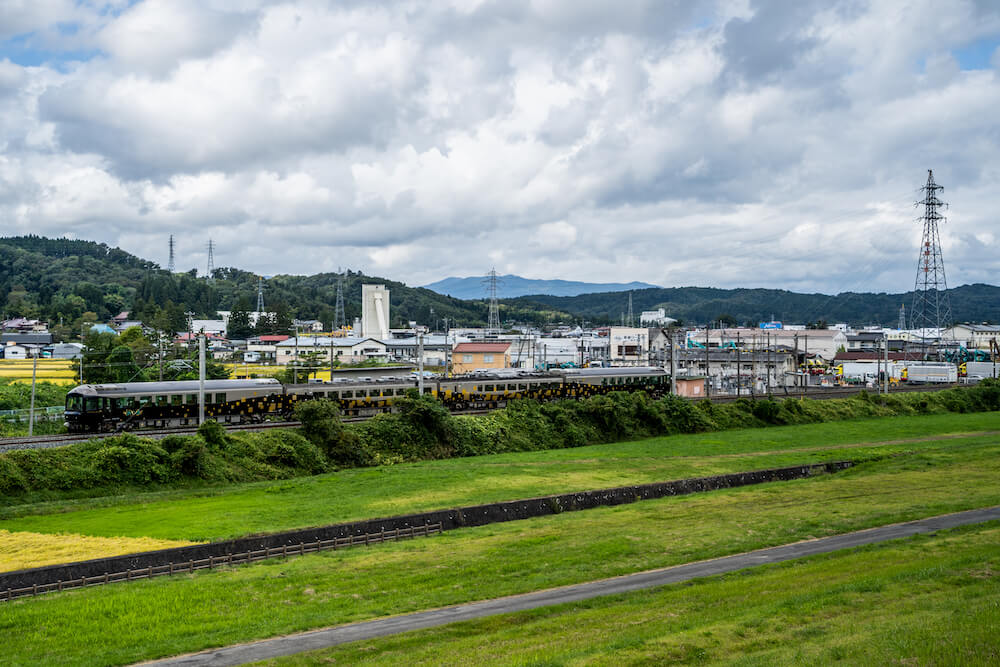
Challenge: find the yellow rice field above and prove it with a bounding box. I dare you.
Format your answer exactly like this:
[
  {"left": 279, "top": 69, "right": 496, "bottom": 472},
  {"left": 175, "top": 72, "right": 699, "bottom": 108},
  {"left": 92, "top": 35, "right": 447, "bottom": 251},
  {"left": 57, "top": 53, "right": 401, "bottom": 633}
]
[
  {"left": 0, "top": 360, "right": 78, "bottom": 386},
  {"left": 0, "top": 530, "right": 201, "bottom": 573},
  {"left": 224, "top": 362, "right": 283, "bottom": 379}
]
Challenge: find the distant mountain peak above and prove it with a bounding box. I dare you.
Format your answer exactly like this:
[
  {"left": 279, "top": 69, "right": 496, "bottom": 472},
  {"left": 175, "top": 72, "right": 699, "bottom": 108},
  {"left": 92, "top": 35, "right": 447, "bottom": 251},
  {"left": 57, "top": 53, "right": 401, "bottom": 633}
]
[{"left": 422, "top": 274, "right": 660, "bottom": 299}]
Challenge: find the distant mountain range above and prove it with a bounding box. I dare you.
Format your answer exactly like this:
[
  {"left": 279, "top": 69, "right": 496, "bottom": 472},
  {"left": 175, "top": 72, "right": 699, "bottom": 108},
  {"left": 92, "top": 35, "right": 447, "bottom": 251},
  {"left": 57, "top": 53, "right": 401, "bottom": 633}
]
[{"left": 423, "top": 274, "right": 660, "bottom": 299}]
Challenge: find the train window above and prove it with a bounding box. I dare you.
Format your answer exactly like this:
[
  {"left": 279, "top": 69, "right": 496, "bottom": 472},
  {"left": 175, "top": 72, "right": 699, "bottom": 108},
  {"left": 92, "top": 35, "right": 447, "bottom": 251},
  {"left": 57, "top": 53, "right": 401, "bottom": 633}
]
[
  {"left": 342, "top": 390, "right": 353, "bottom": 398},
  {"left": 215, "top": 393, "right": 227, "bottom": 404},
  {"left": 156, "top": 395, "right": 168, "bottom": 406},
  {"left": 484, "top": 384, "right": 495, "bottom": 392},
  {"left": 85, "top": 397, "right": 100, "bottom": 411},
  {"left": 183, "top": 394, "right": 195, "bottom": 404},
  {"left": 423, "top": 387, "right": 432, "bottom": 394},
  {"left": 66, "top": 395, "right": 83, "bottom": 411},
  {"left": 138, "top": 396, "right": 151, "bottom": 406},
  {"left": 171, "top": 395, "right": 182, "bottom": 406}
]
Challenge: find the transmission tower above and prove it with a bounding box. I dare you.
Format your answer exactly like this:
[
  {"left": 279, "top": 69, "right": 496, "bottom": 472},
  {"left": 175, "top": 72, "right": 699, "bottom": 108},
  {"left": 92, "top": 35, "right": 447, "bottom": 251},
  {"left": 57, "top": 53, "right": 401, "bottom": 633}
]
[
  {"left": 167, "top": 235, "right": 175, "bottom": 273},
  {"left": 898, "top": 303, "right": 906, "bottom": 331},
  {"left": 206, "top": 239, "right": 216, "bottom": 284},
  {"left": 256, "top": 276, "right": 265, "bottom": 313},
  {"left": 333, "top": 270, "right": 346, "bottom": 331},
  {"left": 626, "top": 291, "right": 635, "bottom": 327},
  {"left": 909, "top": 170, "right": 952, "bottom": 356},
  {"left": 483, "top": 268, "right": 501, "bottom": 338}
]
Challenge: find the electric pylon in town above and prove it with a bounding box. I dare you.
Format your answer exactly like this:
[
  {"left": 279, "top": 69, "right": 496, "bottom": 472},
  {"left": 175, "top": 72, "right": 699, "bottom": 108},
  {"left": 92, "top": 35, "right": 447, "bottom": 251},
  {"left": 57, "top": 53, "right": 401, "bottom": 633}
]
[
  {"left": 333, "top": 270, "right": 346, "bottom": 331},
  {"left": 206, "top": 239, "right": 216, "bottom": 284},
  {"left": 256, "top": 276, "right": 265, "bottom": 313},
  {"left": 483, "top": 268, "right": 502, "bottom": 338},
  {"left": 167, "top": 235, "right": 175, "bottom": 273},
  {"left": 909, "top": 169, "right": 952, "bottom": 356}
]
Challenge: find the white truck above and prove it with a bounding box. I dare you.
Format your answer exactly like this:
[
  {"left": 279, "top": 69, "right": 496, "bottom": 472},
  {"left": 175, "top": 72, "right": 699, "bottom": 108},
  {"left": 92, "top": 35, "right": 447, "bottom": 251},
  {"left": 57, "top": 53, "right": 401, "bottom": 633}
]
[
  {"left": 905, "top": 363, "right": 958, "bottom": 384},
  {"left": 963, "top": 361, "right": 999, "bottom": 382}
]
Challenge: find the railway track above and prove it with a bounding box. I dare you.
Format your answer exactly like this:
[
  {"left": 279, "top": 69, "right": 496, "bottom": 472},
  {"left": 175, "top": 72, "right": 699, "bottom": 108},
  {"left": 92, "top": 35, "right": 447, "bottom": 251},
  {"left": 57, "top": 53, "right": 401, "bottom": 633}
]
[{"left": 0, "top": 385, "right": 959, "bottom": 452}]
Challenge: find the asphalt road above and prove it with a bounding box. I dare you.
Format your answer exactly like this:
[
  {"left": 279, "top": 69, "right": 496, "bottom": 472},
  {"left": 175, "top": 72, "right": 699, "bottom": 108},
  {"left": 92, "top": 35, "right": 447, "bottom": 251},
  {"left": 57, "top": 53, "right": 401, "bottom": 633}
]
[{"left": 143, "top": 505, "right": 1000, "bottom": 667}]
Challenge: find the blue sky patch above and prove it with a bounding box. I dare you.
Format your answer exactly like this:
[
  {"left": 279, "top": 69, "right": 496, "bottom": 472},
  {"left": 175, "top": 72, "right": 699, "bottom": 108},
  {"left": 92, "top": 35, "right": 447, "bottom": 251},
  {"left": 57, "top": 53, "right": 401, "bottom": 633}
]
[{"left": 953, "top": 36, "right": 1000, "bottom": 70}]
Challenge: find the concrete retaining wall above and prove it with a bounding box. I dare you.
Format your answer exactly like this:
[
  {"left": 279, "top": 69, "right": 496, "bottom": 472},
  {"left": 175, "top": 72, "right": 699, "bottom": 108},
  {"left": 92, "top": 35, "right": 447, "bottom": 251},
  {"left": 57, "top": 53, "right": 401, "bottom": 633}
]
[{"left": 1, "top": 461, "right": 853, "bottom": 592}]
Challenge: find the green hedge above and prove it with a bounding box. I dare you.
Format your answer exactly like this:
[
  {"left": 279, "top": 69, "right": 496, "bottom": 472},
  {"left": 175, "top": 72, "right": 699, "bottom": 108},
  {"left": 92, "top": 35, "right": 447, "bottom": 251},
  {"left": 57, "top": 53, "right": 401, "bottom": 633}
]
[{"left": 2, "top": 381, "right": 998, "bottom": 501}]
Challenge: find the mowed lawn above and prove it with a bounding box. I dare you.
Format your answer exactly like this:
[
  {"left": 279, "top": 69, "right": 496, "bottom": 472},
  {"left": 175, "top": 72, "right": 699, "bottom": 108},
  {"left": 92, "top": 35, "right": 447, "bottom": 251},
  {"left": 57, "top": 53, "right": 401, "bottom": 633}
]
[
  {"left": 1, "top": 436, "right": 999, "bottom": 666},
  {"left": 2, "top": 411, "right": 998, "bottom": 543},
  {"left": 263, "top": 521, "right": 1000, "bottom": 667}
]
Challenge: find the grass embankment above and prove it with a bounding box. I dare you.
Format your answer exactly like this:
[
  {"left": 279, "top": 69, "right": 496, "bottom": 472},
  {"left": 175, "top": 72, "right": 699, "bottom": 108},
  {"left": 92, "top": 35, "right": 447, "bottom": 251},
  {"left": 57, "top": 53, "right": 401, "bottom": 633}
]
[
  {"left": 0, "top": 530, "right": 198, "bottom": 572},
  {"left": 266, "top": 522, "right": 1000, "bottom": 666},
  {"left": 1, "top": 436, "right": 999, "bottom": 666},
  {"left": 2, "top": 412, "right": 997, "bottom": 542},
  {"left": 3, "top": 382, "right": 999, "bottom": 503}
]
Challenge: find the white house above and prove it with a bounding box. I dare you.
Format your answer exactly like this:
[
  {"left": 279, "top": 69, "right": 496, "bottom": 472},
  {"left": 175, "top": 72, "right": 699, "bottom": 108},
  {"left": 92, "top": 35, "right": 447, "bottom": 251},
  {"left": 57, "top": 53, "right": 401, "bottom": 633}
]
[
  {"left": 2, "top": 344, "right": 29, "bottom": 359},
  {"left": 640, "top": 308, "right": 677, "bottom": 326},
  {"left": 608, "top": 327, "right": 650, "bottom": 365},
  {"left": 276, "top": 336, "right": 388, "bottom": 364}
]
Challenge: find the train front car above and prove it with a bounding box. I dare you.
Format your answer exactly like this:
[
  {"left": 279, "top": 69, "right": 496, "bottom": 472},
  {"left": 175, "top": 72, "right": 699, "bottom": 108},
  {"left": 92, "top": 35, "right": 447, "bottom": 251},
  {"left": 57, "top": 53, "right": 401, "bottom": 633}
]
[{"left": 64, "top": 385, "right": 105, "bottom": 433}]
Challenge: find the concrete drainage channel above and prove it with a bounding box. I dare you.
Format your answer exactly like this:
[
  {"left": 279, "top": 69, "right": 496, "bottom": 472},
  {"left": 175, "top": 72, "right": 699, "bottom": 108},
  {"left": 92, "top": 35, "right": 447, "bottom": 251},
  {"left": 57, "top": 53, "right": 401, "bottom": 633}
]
[{"left": 1, "top": 460, "right": 855, "bottom": 601}]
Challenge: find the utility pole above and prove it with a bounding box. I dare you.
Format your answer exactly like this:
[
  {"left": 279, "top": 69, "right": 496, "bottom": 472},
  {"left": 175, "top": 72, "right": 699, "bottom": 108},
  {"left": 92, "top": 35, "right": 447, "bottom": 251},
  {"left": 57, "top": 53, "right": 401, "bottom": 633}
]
[
  {"left": 417, "top": 328, "right": 425, "bottom": 394},
  {"left": 28, "top": 353, "right": 37, "bottom": 436},
  {"left": 884, "top": 332, "right": 890, "bottom": 394},
  {"left": 669, "top": 330, "right": 677, "bottom": 395},
  {"left": 329, "top": 335, "right": 335, "bottom": 381},
  {"left": 736, "top": 332, "right": 742, "bottom": 398},
  {"left": 198, "top": 335, "right": 206, "bottom": 425},
  {"left": 704, "top": 324, "right": 710, "bottom": 398},
  {"left": 292, "top": 324, "right": 299, "bottom": 385},
  {"left": 158, "top": 333, "right": 164, "bottom": 381}
]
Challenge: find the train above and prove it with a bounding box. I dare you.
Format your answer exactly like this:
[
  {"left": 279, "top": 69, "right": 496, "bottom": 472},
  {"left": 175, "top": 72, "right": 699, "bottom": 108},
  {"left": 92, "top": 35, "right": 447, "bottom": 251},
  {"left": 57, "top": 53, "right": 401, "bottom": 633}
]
[{"left": 63, "top": 367, "right": 670, "bottom": 433}]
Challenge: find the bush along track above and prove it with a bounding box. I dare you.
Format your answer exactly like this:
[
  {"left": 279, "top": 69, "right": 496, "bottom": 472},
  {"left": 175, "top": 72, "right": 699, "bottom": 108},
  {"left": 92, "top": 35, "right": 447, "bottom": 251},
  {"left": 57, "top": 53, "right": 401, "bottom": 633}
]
[
  {"left": 0, "top": 381, "right": 998, "bottom": 501},
  {"left": 0, "top": 460, "right": 854, "bottom": 596}
]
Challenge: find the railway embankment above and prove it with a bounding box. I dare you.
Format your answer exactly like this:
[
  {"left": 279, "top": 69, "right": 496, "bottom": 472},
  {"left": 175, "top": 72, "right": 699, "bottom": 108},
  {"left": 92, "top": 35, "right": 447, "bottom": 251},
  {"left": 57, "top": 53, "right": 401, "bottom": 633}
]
[{"left": 0, "top": 460, "right": 854, "bottom": 596}]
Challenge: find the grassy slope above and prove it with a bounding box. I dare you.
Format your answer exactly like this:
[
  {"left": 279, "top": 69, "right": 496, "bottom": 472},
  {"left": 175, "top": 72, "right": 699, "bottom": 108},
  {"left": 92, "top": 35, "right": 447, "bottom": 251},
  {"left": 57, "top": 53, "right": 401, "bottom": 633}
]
[
  {"left": 267, "top": 522, "right": 1000, "bottom": 666},
  {"left": 0, "top": 530, "right": 198, "bottom": 572},
  {"left": 1, "top": 437, "right": 999, "bottom": 666},
  {"left": 2, "top": 411, "right": 998, "bottom": 542}
]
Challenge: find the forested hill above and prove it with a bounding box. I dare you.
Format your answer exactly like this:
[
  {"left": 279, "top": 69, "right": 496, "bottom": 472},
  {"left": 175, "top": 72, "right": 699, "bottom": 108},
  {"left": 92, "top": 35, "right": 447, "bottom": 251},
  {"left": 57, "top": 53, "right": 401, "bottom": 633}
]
[
  {"left": 3, "top": 235, "right": 997, "bottom": 334},
  {"left": 0, "top": 236, "right": 570, "bottom": 338},
  {"left": 510, "top": 283, "right": 1000, "bottom": 326}
]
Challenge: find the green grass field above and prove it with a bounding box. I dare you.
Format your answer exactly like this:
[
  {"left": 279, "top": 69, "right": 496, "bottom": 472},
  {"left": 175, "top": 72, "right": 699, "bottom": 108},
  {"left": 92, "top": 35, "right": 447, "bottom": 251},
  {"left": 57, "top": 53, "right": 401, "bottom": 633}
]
[
  {"left": 3, "top": 411, "right": 998, "bottom": 542},
  {"left": 1, "top": 432, "right": 999, "bottom": 666},
  {"left": 263, "top": 521, "right": 1000, "bottom": 666}
]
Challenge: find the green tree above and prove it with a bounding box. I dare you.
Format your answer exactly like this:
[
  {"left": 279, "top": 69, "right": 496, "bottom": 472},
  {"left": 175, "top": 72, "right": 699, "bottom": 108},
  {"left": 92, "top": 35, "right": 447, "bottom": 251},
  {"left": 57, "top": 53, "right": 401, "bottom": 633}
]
[{"left": 227, "top": 297, "right": 254, "bottom": 339}]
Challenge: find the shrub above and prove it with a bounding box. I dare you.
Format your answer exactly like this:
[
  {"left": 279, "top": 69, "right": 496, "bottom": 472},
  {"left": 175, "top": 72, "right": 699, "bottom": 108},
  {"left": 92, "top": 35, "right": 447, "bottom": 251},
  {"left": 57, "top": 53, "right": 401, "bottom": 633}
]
[{"left": 197, "top": 420, "right": 228, "bottom": 449}]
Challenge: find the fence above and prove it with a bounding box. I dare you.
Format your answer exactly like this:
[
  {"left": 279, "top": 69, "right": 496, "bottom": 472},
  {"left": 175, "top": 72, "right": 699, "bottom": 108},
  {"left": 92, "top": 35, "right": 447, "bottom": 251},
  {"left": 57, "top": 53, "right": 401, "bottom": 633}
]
[
  {"left": 3, "top": 523, "right": 441, "bottom": 602},
  {"left": 0, "top": 406, "right": 64, "bottom": 423}
]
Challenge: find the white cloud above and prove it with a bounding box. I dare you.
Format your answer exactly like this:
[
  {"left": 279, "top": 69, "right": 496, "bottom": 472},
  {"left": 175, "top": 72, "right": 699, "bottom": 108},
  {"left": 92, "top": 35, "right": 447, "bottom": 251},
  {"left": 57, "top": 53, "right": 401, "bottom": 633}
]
[{"left": 0, "top": 0, "right": 998, "bottom": 295}]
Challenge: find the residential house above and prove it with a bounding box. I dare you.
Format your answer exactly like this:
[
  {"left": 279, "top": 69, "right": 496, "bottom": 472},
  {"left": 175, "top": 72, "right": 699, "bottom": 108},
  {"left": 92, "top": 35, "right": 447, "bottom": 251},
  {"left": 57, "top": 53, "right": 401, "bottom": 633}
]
[
  {"left": 246, "top": 335, "right": 290, "bottom": 363},
  {"left": 452, "top": 342, "right": 511, "bottom": 374}
]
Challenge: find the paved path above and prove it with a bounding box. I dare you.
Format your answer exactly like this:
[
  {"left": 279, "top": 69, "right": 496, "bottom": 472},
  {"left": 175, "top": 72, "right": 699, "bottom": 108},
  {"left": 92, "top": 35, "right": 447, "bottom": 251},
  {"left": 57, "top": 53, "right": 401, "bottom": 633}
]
[{"left": 143, "top": 505, "right": 1000, "bottom": 667}]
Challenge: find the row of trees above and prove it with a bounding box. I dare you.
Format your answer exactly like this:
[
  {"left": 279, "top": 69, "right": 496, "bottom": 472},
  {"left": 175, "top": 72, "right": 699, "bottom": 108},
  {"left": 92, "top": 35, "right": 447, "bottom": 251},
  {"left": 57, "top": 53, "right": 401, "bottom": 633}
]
[{"left": 72, "top": 330, "right": 230, "bottom": 384}]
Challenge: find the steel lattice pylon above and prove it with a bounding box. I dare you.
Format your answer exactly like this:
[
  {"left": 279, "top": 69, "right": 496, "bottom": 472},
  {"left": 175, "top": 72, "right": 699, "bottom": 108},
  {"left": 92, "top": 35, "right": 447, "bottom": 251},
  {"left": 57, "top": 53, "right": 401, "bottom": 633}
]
[
  {"left": 333, "top": 271, "right": 345, "bottom": 330},
  {"left": 483, "top": 268, "right": 501, "bottom": 338},
  {"left": 909, "top": 169, "right": 952, "bottom": 351}
]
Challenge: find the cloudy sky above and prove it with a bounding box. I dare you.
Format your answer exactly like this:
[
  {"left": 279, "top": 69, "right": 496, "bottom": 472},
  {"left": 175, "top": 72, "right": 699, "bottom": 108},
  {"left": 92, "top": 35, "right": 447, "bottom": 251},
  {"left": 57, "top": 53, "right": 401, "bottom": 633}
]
[{"left": 1, "top": 0, "right": 999, "bottom": 295}]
